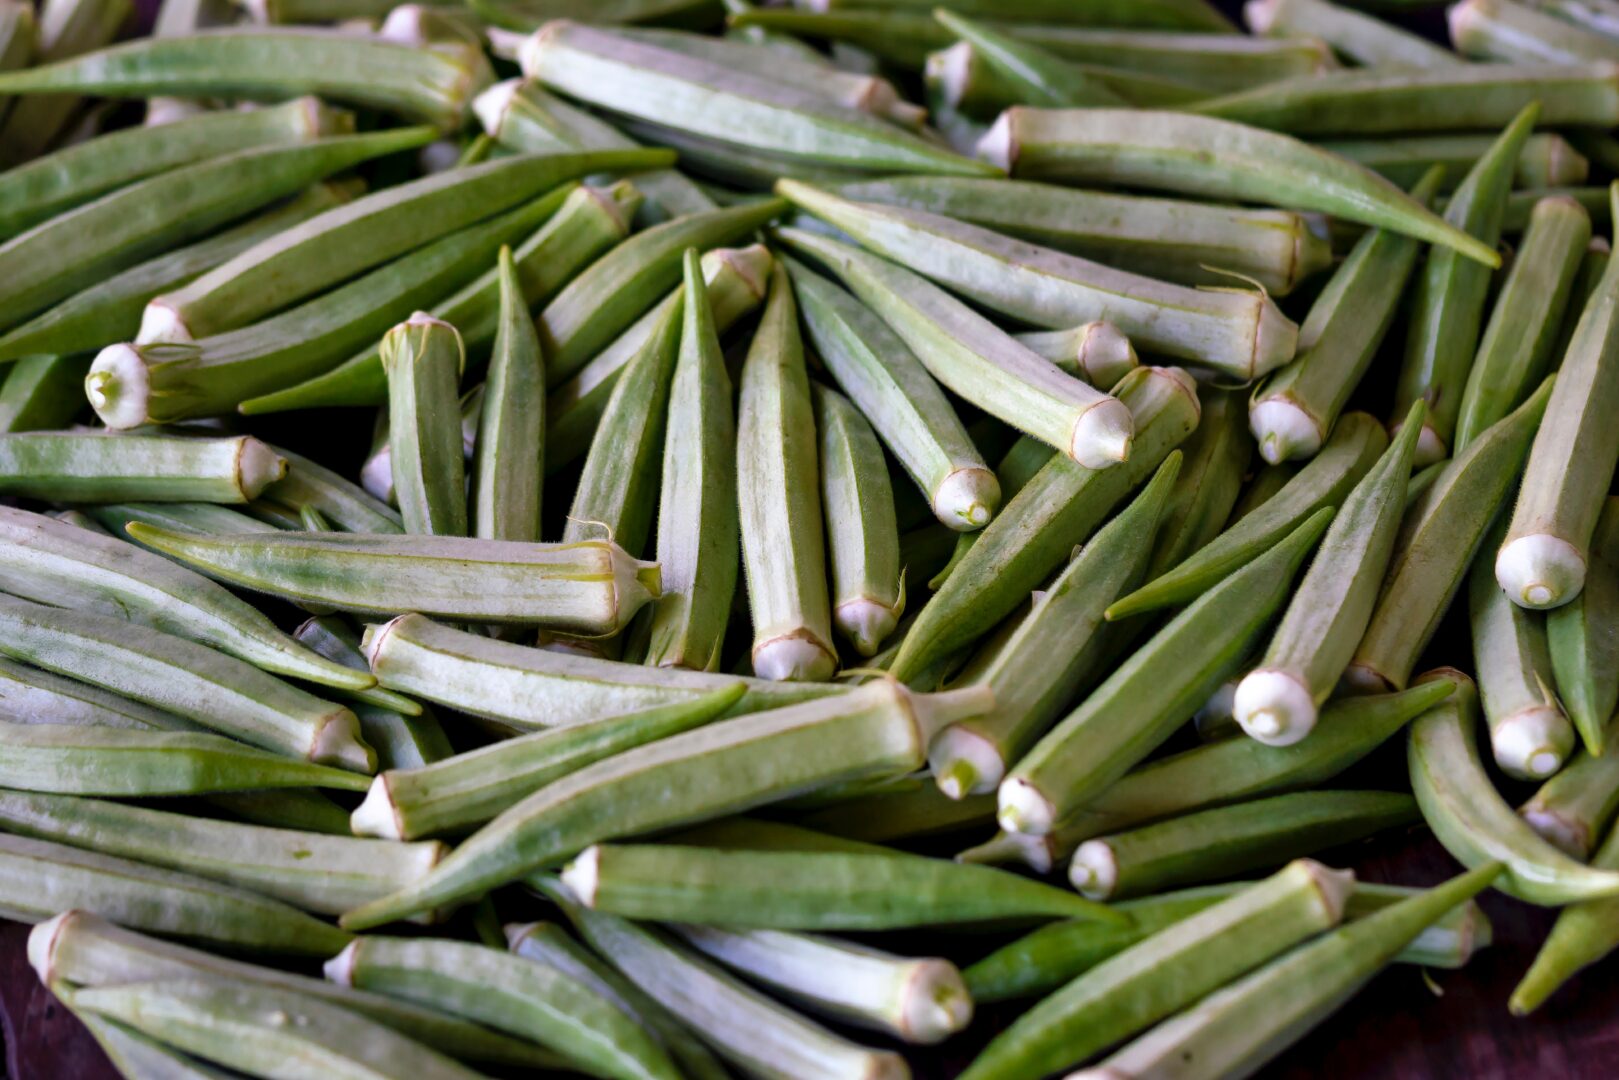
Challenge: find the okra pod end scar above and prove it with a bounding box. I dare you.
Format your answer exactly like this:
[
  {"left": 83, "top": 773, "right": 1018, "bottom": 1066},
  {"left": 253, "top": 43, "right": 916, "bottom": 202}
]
[{"left": 1496, "top": 532, "right": 1588, "bottom": 612}]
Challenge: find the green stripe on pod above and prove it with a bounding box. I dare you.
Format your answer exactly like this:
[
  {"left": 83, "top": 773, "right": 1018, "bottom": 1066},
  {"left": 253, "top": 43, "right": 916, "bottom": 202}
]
[
  {"left": 29, "top": 910, "right": 562, "bottom": 1071},
  {"left": 1074, "top": 863, "right": 1503, "bottom": 1080},
  {"left": 1455, "top": 195, "right": 1592, "bottom": 451},
  {"left": 1511, "top": 811, "right": 1619, "bottom": 1014},
  {"left": 0, "top": 431, "right": 287, "bottom": 504},
  {"left": 889, "top": 365, "right": 1200, "bottom": 682},
  {"left": 561, "top": 841, "right": 1117, "bottom": 928},
  {"left": 931, "top": 10, "right": 1133, "bottom": 108},
  {"left": 1550, "top": 236, "right": 1611, "bottom": 378},
  {"left": 359, "top": 614, "right": 839, "bottom": 730},
  {"left": 0, "top": 26, "right": 495, "bottom": 130},
  {"left": 643, "top": 249, "right": 740, "bottom": 671},
  {"left": 1246, "top": 0, "right": 1458, "bottom": 67},
  {"left": 778, "top": 179, "right": 1297, "bottom": 382},
  {"left": 1347, "top": 378, "right": 1552, "bottom": 692},
  {"left": 381, "top": 313, "right": 467, "bottom": 537},
  {"left": 1548, "top": 498, "right": 1619, "bottom": 755},
  {"left": 1409, "top": 668, "right": 1619, "bottom": 904},
  {"left": 1250, "top": 168, "right": 1441, "bottom": 465},
  {"left": 958, "top": 859, "right": 1353, "bottom": 1080},
  {"left": 1066, "top": 790, "right": 1418, "bottom": 900},
  {"left": 262, "top": 444, "right": 402, "bottom": 536},
  {"left": 351, "top": 685, "right": 744, "bottom": 841},
  {"left": 1517, "top": 736, "right": 1619, "bottom": 859},
  {"left": 0, "top": 355, "right": 91, "bottom": 433},
  {"left": 1393, "top": 104, "right": 1536, "bottom": 465},
  {"left": 1106, "top": 411, "right": 1383, "bottom": 620},
  {"left": 979, "top": 107, "right": 1501, "bottom": 267},
  {"left": 927, "top": 451, "right": 1182, "bottom": 800},
  {"left": 473, "top": 247, "right": 545, "bottom": 544},
  {"left": 0, "top": 789, "right": 446, "bottom": 917},
  {"left": 1000, "top": 507, "right": 1332, "bottom": 837},
  {"left": 326, "top": 935, "right": 682, "bottom": 1080},
  {"left": 339, "top": 678, "right": 995, "bottom": 929},
  {"left": 1232, "top": 402, "right": 1425, "bottom": 747},
  {"left": 737, "top": 263, "right": 838, "bottom": 681},
  {"left": 1451, "top": 0, "right": 1619, "bottom": 63},
  {"left": 0, "top": 834, "right": 353, "bottom": 956}
]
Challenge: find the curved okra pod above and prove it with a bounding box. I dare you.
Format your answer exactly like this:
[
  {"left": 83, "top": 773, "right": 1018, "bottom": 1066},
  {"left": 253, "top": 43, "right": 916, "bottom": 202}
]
[
  {"left": 675, "top": 926, "right": 971, "bottom": 1045},
  {"left": 1016, "top": 322, "right": 1140, "bottom": 389},
  {"left": 979, "top": 108, "right": 1500, "bottom": 267},
  {"left": 1001, "top": 508, "right": 1333, "bottom": 836},
  {"left": 1233, "top": 403, "right": 1425, "bottom": 747},
  {"left": 0, "top": 430, "right": 284, "bottom": 503},
  {"left": 1393, "top": 105, "right": 1536, "bottom": 464},
  {"left": 561, "top": 842, "right": 1117, "bottom": 929},
  {"left": 816, "top": 384, "right": 905, "bottom": 657},
  {"left": 1106, "top": 411, "right": 1384, "bottom": 620},
  {"left": 1250, "top": 169, "right": 1441, "bottom": 464},
  {"left": 471, "top": 247, "right": 544, "bottom": 544},
  {"left": 327, "top": 936, "right": 681, "bottom": 1080},
  {"left": 1409, "top": 669, "right": 1619, "bottom": 904},
  {"left": 1451, "top": 0, "right": 1619, "bottom": 63},
  {"left": 931, "top": 10, "right": 1131, "bottom": 109},
  {"left": 1511, "top": 816, "right": 1619, "bottom": 1014},
  {"left": 737, "top": 264, "right": 838, "bottom": 681},
  {"left": 0, "top": 834, "right": 352, "bottom": 956},
  {"left": 959, "top": 859, "right": 1352, "bottom": 1080},
  {"left": 1455, "top": 197, "right": 1592, "bottom": 452},
  {"left": 927, "top": 452, "right": 1182, "bottom": 799},
  {"left": 125, "top": 526, "right": 660, "bottom": 633},
  {"left": 352, "top": 685, "right": 745, "bottom": 840},
  {"left": 1548, "top": 498, "right": 1619, "bottom": 755},
  {"left": 1146, "top": 389, "right": 1251, "bottom": 578},
  {"left": 778, "top": 179, "right": 1297, "bottom": 382},
  {"left": 0, "top": 26, "right": 495, "bottom": 130},
  {"left": 785, "top": 253, "right": 997, "bottom": 531},
  {"left": 340, "top": 679, "right": 994, "bottom": 929},
  {"left": 1074, "top": 863, "right": 1503, "bottom": 1080},
  {"left": 1066, "top": 790, "right": 1418, "bottom": 900},
  {"left": 0, "top": 790, "right": 446, "bottom": 917},
  {"left": 776, "top": 225, "right": 1135, "bottom": 470},
  {"left": 1518, "top": 740, "right": 1619, "bottom": 858},
  {"left": 889, "top": 366, "right": 1200, "bottom": 682},
  {"left": 0, "top": 595, "right": 374, "bottom": 771},
  {"left": 1246, "top": 0, "right": 1458, "bottom": 67}
]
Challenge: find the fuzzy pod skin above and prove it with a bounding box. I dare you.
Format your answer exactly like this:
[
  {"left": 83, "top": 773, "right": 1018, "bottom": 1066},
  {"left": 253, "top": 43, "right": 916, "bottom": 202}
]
[
  {"left": 352, "top": 685, "right": 745, "bottom": 841},
  {"left": 834, "top": 176, "right": 1331, "bottom": 297},
  {"left": 1511, "top": 815, "right": 1619, "bottom": 1015},
  {"left": 1322, "top": 133, "right": 1590, "bottom": 193},
  {"left": 786, "top": 254, "right": 996, "bottom": 532},
  {"left": 816, "top": 384, "right": 905, "bottom": 658},
  {"left": 1451, "top": 0, "right": 1619, "bottom": 63},
  {"left": 1066, "top": 790, "right": 1418, "bottom": 901},
  {"left": 70, "top": 1010, "right": 235, "bottom": 1080},
  {"left": 927, "top": 452, "right": 1182, "bottom": 800},
  {"left": 1455, "top": 195, "right": 1592, "bottom": 452},
  {"left": 1409, "top": 669, "right": 1619, "bottom": 905},
  {"left": 980, "top": 107, "right": 1500, "bottom": 267},
  {"left": 930, "top": 10, "right": 1132, "bottom": 109},
  {"left": 0, "top": 595, "right": 373, "bottom": 772},
  {"left": 471, "top": 246, "right": 545, "bottom": 543},
  {"left": 0, "top": 653, "right": 200, "bottom": 731},
  {"left": 0, "top": 506, "right": 373, "bottom": 693},
  {"left": 737, "top": 264, "right": 838, "bottom": 682},
  {"left": 1548, "top": 498, "right": 1619, "bottom": 755},
  {"left": 1075, "top": 864, "right": 1503, "bottom": 1080},
  {"left": 0, "top": 355, "right": 91, "bottom": 433},
  {"left": 1107, "top": 413, "right": 1384, "bottom": 621},
  {"left": 327, "top": 935, "right": 681, "bottom": 1080},
  {"left": 1246, "top": 0, "right": 1457, "bottom": 67},
  {"left": 29, "top": 911, "right": 558, "bottom": 1071},
  {"left": 0, "top": 430, "right": 284, "bottom": 504},
  {"left": 339, "top": 679, "right": 995, "bottom": 929},
  {"left": 643, "top": 250, "right": 740, "bottom": 670},
  {"left": 1250, "top": 169, "right": 1440, "bottom": 465},
  {"left": 888, "top": 365, "right": 1200, "bottom": 683},
  {"left": 796, "top": 782, "right": 998, "bottom": 844},
  {"left": 1146, "top": 390, "right": 1252, "bottom": 583},
  {"left": 262, "top": 444, "right": 403, "bottom": 536},
  {"left": 959, "top": 859, "right": 1352, "bottom": 1080},
  {"left": 0, "top": 834, "right": 353, "bottom": 957},
  {"left": 778, "top": 180, "right": 1297, "bottom": 382},
  {"left": 1392, "top": 105, "right": 1537, "bottom": 465},
  {"left": 1233, "top": 403, "right": 1425, "bottom": 747},
  {"left": 1518, "top": 741, "right": 1619, "bottom": 859},
  {"left": 1000, "top": 508, "right": 1332, "bottom": 838}
]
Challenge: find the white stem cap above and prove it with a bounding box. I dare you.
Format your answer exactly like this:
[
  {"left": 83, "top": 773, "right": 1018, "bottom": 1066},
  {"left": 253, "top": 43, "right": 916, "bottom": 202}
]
[
  {"left": 976, "top": 110, "right": 1017, "bottom": 172},
  {"left": 752, "top": 631, "right": 838, "bottom": 682},
  {"left": 85, "top": 345, "right": 151, "bottom": 430},
  {"left": 1068, "top": 841, "right": 1119, "bottom": 900},
  {"left": 928, "top": 725, "right": 1005, "bottom": 799},
  {"left": 1233, "top": 668, "right": 1319, "bottom": 747},
  {"left": 350, "top": 776, "right": 404, "bottom": 840},
  {"left": 26, "top": 912, "right": 73, "bottom": 986},
  {"left": 1074, "top": 322, "right": 1138, "bottom": 389},
  {"left": 559, "top": 845, "right": 602, "bottom": 907},
  {"left": 473, "top": 77, "right": 523, "bottom": 137},
  {"left": 1495, "top": 533, "right": 1587, "bottom": 609},
  {"left": 1491, "top": 706, "right": 1574, "bottom": 780},
  {"left": 236, "top": 437, "right": 288, "bottom": 500},
  {"left": 1250, "top": 398, "right": 1323, "bottom": 464},
  {"left": 135, "top": 300, "right": 193, "bottom": 345},
  {"left": 998, "top": 776, "right": 1057, "bottom": 836},
  {"left": 1245, "top": 0, "right": 1282, "bottom": 34},
  {"left": 898, "top": 961, "right": 974, "bottom": 1044},
  {"left": 309, "top": 711, "right": 376, "bottom": 773},
  {"left": 835, "top": 597, "right": 900, "bottom": 659},
  {"left": 1071, "top": 397, "right": 1135, "bottom": 469},
  {"left": 323, "top": 940, "right": 360, "bottom": 987},
  {"left": 932, "top": 466, "right": 1000, "bottom": 532}
]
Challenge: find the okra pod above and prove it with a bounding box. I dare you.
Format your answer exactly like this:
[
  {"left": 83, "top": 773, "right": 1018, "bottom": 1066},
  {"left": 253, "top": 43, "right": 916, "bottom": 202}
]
[
  {"left": 795, "top": 778, "right": 997, "bottom": 842},
  {"left": 1016, "top": 322, "right": 1140, "bottom": 389},
  {"left": 71, "top": 1011, "right": 235, "bottom": 1080},
  {"left": 0, "top": 431, "right": 284, "bottom": 504},
  {"left": 1510, "top": 816, "right": 1619, "bottom": 1014},
  {"left": 1518, "top": 740, "right": 1619, "bottom": 858},
  {"left": 0, "top": 355, "right": 89, "bottom": 433},
  {"left": 1322, "top": 132, "right": 1589, "bottom": 193},
  {"left": 262, "top": 444, "right": 402, "bottom": 536},
  {"left": 811, "top": 0, "right": 1236, "bottom": 31},
  {"left": 380, "top": 313, "right": 466, "bottom": 537},
  {"left": 1452, "top": 0, "right": 1619, "bottom": 63},
  {"left": 472, "top": 247, "right": 545, "bottom": 543},
  {"left": 0, "top": 654, "right": 195, "bottom": 731},
  {"left": 1247, "top": 0, "right": 1459, "bottom": 67},
  {"left": 932, "top": 10, "right": 1132, "bottom": 108},
  {"left": 1145, "top": 390, "right": 1252, "bottom": 579},
  {"left": 0, "top": 0, "right": 130, "bottom": 167},
  {"left": 816, "top": 384, "right": 904, "bottom": 657},
  {"left": 1547, "top": 497, "right": 1619, "bottom": 755}
]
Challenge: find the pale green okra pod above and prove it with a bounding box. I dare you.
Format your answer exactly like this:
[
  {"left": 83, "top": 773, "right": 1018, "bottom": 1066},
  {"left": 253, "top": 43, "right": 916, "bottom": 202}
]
[
  {"left": 1518, "top": 739, "right": 1619, "bottom": 858},
  {"left": 1547, "top": 497, "right": 1619, "bottom": 755},
  {"left": 1246, "top": 0, "right": 1459, "bottom": 67},
  {"left": 0, "top": 431, "right": 284, "bottom": 504}
]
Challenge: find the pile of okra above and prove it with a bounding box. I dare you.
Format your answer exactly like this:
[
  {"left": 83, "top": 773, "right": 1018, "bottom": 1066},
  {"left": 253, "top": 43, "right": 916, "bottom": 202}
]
[{"left": 7, "top": 0, "right": 1619, "bottom": 1075}]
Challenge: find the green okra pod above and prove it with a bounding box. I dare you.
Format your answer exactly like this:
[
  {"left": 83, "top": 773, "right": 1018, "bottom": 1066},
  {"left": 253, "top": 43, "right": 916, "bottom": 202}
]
[
  {"left": 1518, "top": 738, "right": 1619, "bottom": 858},
  {"left": 0, "top": 834, "right": 352, "bottom": 956},
  {"left": 959, "top": 859, "right": 1353, "bottom": 1080},
  {"left": 1510, "top": 815, "right": 1619, "bottom": 1014},
  {"left": 0, "top": 0, "right": 35, "bottom": 130},
  {"left": 1348, "top": 379, "right": 1553, "bottom": 692},
  {"left": 473, "top": 247, "right": 545, "bottom": 544},
  {"left": 931, "top": 10, "right": 1133, "bottom": 109},
  {"left": 737, "top": 263, "right": 838, "bottom": 681},
  {"left": 0, "top": 654, "right": 195, "bottom": 731},
  {"left": 1107, "top": 412, "right": 1384, "bottom": 620},
  {"left": 1393, "top": 105, "right": 1537, "bottom": 464},
  {"left": 1145, "top": 390, "right": 1252, "bottom": 579},
  {"left": 1232, "top": 403, "right": 1425, "bottom": 746},
  {"left": 1250, "top": 169, "right": 1441, "bottom": 465},
  {"left": 1322, "top": 132, "right": 1589, "bottom": 194},
  {"left": 352, "top": 685, "right": 745, "bottom": 841},
  {"left": 784, "top": 253, "right": 998, "bottom": 531},
  {"left": 1247, "top": 0, "right": 1459, "bottom": 67},
  {"left": 1016, "top": 322, "right": 1140, "bottom": 389},
  {"left": 0, "top": 431, "right": 284, "bottom": 504},
  {"left": 71, "top": 1011, "right": 235, "bottom": 1080},
  {"left": 261, "top": 445, "right": 403, "bottom": 536},
  {"left": 384, "top": 312, "right": 465, "bottom": 536},
  {"left": 0, "top": 0, "right": 130, "bottom": 168},
  {"left": 643, "top": 249, "right": 739, "bottom": 670},
  {"left": 980, "top": 107, "right": 1501, "bottom": 266},
  {"left": 816, "top": 383, "right": 905, "bottom": 657},
  {"left": 812, "top": 0, "right": 1237, "bottom": 31},
  {"left": 1552, "top": 235, "right": 1611, "bottom": 371},
  {"left": 1067, "top": 790, "right": 1418, "bottom": 900},
  {"left": 1455, "top": 195, "right": 1592, "bottom": 451},
  {"left": 340, "top": 679, "right": 996, "bottom": 929},
  {"left": 327, "top": 936, "right": 681, "bottom": 1080},
  {"left": 794, "top": 781, "right": 998, "bottom": 843},
  {"left": 0, "top": 355, "right": 90, "bottom": 433},
  {"left": 1548, "top": 497, "right": 1619, "bottom": 755},
  {"left": 1409, "top": 668, "right": 1619, "bottom": 904},
  {"left": 1451, "top": 0, "right": 1619, "bottom": 63}
]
